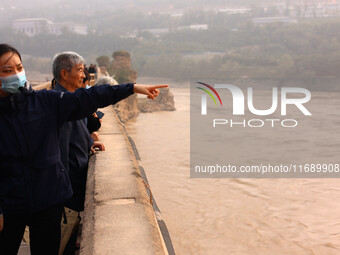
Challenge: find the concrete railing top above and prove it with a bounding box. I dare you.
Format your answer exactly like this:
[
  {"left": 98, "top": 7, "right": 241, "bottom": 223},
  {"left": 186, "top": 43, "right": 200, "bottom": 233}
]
[
  {"left": 32, "top": 81, "right": 51, "bottom": 90},
  {"left": 80, "top": 106, "right": 169, "bottom": 255}
]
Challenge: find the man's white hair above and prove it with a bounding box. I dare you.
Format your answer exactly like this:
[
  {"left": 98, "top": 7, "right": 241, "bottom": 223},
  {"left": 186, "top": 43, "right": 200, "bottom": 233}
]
[{"left": 52, "top": 51, "right": 84, "bottom": 82}]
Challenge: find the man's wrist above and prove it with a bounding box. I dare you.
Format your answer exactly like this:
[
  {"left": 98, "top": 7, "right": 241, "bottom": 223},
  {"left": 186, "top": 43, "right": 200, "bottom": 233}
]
[{"left": 0, "top": 213, "right": 3, "bottom": 218}]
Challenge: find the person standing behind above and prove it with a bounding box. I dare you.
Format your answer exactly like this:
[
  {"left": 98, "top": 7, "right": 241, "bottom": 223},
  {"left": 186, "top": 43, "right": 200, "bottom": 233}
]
[
  {"left": 88, "top": 64, "right": 96, "bottom": 74},
  {"left": 52, "top": 52, "right": 104, "bottom": 254}
]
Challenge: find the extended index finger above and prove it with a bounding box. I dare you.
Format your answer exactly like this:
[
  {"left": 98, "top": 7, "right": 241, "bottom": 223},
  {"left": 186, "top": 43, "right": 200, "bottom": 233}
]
[{"left": 151, "top": 84, "right": 169, "bottom": 88}]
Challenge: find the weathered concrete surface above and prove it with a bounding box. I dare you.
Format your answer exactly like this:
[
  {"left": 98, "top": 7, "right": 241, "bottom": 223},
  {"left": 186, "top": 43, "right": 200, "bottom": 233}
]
[
  {"left": 32, "top": 81, "right": 50, "bottom": 90},
  {"left": 80, "top": 106, "right": 168, "bottom": 255},
  {"left": 115, "top": 94, "right": 139, "bottom": 123}
]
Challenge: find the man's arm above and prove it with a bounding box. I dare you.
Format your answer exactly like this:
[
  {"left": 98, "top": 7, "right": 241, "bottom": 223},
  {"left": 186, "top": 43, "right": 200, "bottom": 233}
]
[
  {"left": 51, "top": 83, "right": 167, "bottom": 125},
  {"left": 57, "top": 84, "right": 134, "bottom": 124}
]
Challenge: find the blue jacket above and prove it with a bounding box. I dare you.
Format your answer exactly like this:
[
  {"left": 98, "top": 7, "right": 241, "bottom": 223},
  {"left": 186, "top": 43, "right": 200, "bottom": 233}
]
[
  {"left": 0, "top": 84, "right": 134, "bottom": 216},
  {"left": 56, "top": 83, "right": 92, "bottom": 212}
]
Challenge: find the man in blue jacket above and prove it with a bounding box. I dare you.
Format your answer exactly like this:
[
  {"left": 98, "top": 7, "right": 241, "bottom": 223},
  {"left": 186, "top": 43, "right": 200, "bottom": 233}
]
[
  {"left": 0, "top": 44, "right": 167, "bottom": 255},
  {"left": 54, "top": 52, "right": 104, "bottom": 213},
  {"left": 53, "top": 51, "right": 105, "bottom": 254}
]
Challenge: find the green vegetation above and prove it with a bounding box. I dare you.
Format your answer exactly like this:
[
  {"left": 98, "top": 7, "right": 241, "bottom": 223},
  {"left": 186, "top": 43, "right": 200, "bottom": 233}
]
[
  {"left": 136, "top": 17, "right": 340, "bottom": 81},
  {"left": 3, "top": 10, "right": 340, "bottom": 81}
]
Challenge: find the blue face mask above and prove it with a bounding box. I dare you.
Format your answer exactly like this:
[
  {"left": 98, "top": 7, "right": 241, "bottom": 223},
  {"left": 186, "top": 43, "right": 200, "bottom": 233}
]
[
  {"left": 0, "top": 70, "right": 27, "bottom": 94},
  {"left": 86, "top": 85, "right": 91, "bottom": 89}
]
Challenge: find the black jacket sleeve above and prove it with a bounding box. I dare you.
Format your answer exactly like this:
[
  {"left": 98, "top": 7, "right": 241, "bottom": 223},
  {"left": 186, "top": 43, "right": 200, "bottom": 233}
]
[
  {"left": 47, "top": 83, "right": 134, "bottom": 126},
  {"left": 87, "top": 114, "right": 101, "bottom": 134}
]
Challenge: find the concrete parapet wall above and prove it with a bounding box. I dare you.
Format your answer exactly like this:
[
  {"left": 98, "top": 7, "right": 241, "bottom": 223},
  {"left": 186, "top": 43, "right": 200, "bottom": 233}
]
[
  {"left": 80, "top": 106, "right": 169, "bottom": 255},
  {"left": 32, "top": 81, "right": 50, "bottom": 90}
]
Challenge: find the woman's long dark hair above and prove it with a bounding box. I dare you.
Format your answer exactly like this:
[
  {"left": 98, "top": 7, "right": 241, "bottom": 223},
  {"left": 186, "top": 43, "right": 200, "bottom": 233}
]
[{"left": 0, "top": 44, "right": 22, "bottom": 61}]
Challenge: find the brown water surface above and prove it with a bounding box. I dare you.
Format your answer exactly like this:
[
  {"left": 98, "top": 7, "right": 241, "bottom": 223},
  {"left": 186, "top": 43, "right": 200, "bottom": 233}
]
[{"left": 126, "top": 88, "right": 340, "bottom": 255}]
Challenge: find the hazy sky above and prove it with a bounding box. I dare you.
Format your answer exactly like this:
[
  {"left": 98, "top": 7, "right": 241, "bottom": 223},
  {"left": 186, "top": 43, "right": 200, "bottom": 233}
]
[{"left": 1, "top": 0, "right": 277, "bottom": 10}]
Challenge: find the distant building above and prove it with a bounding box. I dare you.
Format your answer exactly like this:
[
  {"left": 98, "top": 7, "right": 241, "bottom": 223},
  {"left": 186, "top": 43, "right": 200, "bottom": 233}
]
[
  {"left": 252, "top": 17, "right": 298, "bottom": 26},
  {"left": 13, "top": 18, "right": 88, "bottom": 36},
  {"left": 217, "top": 8, "right": 251, "bottom": 15},
  {"left": 315, "top": 3, "right": 340, "bottom": 17},
  {"left": 140, "top": 28, "right": 170, "bottom": 37},
  {"left": 289, "top": 1, "right": 340, "bottom": 18},
  {"left": 13, "top": 18, "right": 51, "bottom": 36},
  {"left": 140, "top": 24, "right": 208, "bottom": 37},
  {"left": 170, "top": 12, "right": 184, "bottom": 17},
  {"left": 178, "top": 24, "right": 208, "bottom": 31}
]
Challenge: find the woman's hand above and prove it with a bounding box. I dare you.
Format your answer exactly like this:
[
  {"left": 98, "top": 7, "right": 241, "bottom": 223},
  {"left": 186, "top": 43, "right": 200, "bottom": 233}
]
[{"left": 133, "top": 84, "right": 168, "bottom": 100}]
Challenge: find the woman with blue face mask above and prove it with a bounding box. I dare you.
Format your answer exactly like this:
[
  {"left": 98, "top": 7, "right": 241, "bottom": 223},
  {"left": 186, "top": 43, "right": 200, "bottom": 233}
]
[
  {"left": 0, "top": 47, "right": 27, "bottom": 95},
  {"left": 0, "top": 44, "right": 75, "bottom": 255},
  {"left": 0, "top": 44, "right": 168, "bottom": 255}
]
